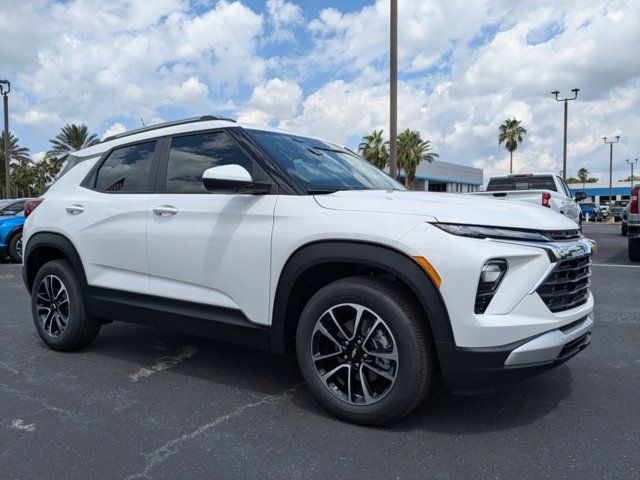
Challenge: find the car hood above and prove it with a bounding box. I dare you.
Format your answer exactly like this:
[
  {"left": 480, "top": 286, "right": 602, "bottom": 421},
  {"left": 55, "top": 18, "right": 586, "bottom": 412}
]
[{"left": 314, "top": 190, "right": 578, "bottom": 230}]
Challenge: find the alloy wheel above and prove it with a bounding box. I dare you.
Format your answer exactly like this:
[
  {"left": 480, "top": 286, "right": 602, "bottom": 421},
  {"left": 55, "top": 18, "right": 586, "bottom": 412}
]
[
  {"left": 36, "top": 275, "right": 70, "bottom": 337},
  {"left": 311, "top": 303, "right": 399, "bottom": 405},
  {"left": 16, "top": 236, "right": 23, "bottom": 259}
]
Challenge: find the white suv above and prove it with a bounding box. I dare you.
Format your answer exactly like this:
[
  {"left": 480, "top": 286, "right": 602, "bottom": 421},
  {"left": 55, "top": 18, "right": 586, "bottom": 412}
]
[{"left": 22, "top": 116, "right": 594, "bottom": 425}]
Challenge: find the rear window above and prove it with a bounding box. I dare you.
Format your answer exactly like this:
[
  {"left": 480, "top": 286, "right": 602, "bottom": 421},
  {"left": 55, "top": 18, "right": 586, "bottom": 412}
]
[
  {"left": 95, "top": 141, "right": 156, "bottom": 192},
  {"left": 486, "top": 176, "right": 557, "bottom": 192}
]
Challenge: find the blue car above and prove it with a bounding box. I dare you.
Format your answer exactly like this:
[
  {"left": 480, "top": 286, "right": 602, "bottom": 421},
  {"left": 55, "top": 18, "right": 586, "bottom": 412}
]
[
  {"left": 579, "top": 202, "right": 603, "bottom": 222},
  {"left": 0, "top": 198, "right": 31, "bottom": 262}
]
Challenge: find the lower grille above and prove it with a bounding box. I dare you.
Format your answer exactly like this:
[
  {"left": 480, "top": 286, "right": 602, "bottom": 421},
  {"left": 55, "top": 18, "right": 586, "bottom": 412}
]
[
  {"left": 558, "top": 332, "right": 591, "bottom": 360},
  {"left": 537, "top": 255, "right": 591, "bottom": 312}
]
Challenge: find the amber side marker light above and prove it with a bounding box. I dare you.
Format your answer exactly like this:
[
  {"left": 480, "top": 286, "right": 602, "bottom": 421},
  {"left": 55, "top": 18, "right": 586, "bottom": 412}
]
[{"left": 413, "top": 256, "right": 441, "bottom": 288}]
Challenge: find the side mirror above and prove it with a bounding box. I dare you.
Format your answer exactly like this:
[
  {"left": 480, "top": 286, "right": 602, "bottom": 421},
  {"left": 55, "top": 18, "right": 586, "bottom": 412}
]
[
  {"left": 202, "top": 164, "right": 272, "bottom": 194},
  {"left": 575, "top": 191, "right": 587, "bottom": 202}
]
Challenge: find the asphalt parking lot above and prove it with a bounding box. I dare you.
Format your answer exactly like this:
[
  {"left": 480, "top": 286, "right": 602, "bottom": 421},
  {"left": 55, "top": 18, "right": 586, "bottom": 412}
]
[{"left": 1, "top": 224, "right": 638, "bottom": 479}]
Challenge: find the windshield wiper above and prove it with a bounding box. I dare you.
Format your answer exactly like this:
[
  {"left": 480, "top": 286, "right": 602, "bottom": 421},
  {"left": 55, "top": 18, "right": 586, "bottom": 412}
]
[{"left": 306, "top": 188, "right": 341, "bottom": 194}]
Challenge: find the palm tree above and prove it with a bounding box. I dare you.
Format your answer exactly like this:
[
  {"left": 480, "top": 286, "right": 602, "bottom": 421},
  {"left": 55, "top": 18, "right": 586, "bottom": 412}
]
[
  {"left": 11, "top": 157, "right": 37, "bottom": 197},
  {"left": 397, "top": 129, "right": 438, "bottom": 189},
  {"left": 358, "top": 130, "right": 389, "bottom": 170},
  {"left": 577, "top": 167, "right": 589, "bottom": 189},
  {"left": 498, "top": 118, "right": 527, "bottom": 174},
  {"left": 0, "top": 131, "right": 31, "bottom": 196},
  {"left": 46, "top": 123, "right": 99, "bottom": 162}
]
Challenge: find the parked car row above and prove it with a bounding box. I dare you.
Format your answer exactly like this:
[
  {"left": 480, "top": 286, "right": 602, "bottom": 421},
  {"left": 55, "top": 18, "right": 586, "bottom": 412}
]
[{"left": 0, "top": 198, "right": 30, "bottom": 263}]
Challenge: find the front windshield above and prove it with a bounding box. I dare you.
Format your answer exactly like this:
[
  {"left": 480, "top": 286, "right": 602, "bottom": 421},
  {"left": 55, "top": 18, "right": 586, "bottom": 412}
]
[{"left": 248, "top": 130, "right": 405, "bottom": 192}]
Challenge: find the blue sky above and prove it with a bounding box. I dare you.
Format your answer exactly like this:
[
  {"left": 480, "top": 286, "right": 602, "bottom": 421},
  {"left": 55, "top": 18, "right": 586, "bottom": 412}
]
[{"left": 2, "top": 0, "right": 640, "bottom": 180}]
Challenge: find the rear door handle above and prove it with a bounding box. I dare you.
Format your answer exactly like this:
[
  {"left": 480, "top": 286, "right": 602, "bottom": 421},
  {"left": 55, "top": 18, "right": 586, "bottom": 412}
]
[
  {"left": 65, "top": 204, "right": 85, "bottom": 215},
  {"left": 153, "top": 206, "right": 178, "bottom": 216}
]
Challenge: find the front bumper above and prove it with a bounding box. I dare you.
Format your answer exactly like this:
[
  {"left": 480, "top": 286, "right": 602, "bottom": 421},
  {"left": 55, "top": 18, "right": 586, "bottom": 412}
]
[{"left": 438, "top": 315, "right": 593, "bottom": 388}]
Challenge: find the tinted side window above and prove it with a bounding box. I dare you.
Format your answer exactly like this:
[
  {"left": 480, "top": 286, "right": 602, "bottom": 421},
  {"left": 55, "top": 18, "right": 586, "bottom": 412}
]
[
  {"left": 166, "top": 131, "right": 253, "bottom": 193},
  {"left": 95, "top": 141, "right": 156, "bottom": 192},
  {"left": 2, "top": 201, "right": 25, "bottom": 214}
]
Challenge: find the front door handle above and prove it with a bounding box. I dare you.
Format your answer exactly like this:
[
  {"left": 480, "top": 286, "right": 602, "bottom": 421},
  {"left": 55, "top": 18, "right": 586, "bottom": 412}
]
[
  {"left": 65, "top": 204, "right": 85, "bottom": 215},
  {"left": 153, "top": 206, "right": 178, "bottom": 216}
]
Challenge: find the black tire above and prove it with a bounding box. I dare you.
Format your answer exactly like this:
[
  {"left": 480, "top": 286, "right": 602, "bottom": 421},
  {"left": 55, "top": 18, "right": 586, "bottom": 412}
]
[
  {"left": 8, "top": 232, "right": 23, "bottom": 263},
  {"left": 31, "top": 259, "right": 101, "bottom": 351},
  {"left": 296, "top": 276, "right": 435, "bottom": 426},
  {"left": 622, "top": 223, "right": 628, "bottom": 236},
  {"left": 630, "top": 237, "right": 640, "bottom": 262}
]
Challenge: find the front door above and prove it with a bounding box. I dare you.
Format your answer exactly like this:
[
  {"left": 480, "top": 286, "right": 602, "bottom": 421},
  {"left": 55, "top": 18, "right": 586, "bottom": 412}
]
[{"left": 146, "top": 130, "right": 276, "bottom": 326}]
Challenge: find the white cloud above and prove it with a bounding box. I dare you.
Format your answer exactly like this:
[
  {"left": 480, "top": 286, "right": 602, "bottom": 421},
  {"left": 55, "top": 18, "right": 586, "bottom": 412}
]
[
  {"left": 266, "top": 0, "right": 304, "bottom": 43},
  {"left": 237, "top": 78, "right": 302, "bottom": 124},
  {"left": 102, "top": 123, "right": 127, "bottom": 140}
]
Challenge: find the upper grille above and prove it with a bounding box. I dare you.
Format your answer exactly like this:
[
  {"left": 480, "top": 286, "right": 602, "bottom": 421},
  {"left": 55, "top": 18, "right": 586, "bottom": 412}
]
[
  {"left": 544, "top": 229, "right": 582, "bottom": 241},
  {"left": 537, "top": 255, "right": 591, "bottom": 312}
]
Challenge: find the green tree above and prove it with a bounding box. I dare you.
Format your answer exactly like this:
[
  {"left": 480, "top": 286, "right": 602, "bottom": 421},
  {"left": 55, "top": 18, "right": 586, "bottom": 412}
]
[
  {"left": 397, "top": 129, "right": 438, "bottom": 189},
  {"left": 10, "top": 157, "right": 37, "bottom": 197},
  {"left": 46, "top": 123, "right": 99, "bottom": 163},
  {"left": 0, "top": 131, "right": 31, "bottom": 197},
  {"left": 358, "top": 129, "right": 389, "bottom": 170},
  {"left": 577, "top": 167, "right": 589, "bottom": 188},
  {"left": 566, "top": 177, "right": 580, "bottom": 184},
  {"left": 498, "top": 118, "right": 527, "bottom": 174}
]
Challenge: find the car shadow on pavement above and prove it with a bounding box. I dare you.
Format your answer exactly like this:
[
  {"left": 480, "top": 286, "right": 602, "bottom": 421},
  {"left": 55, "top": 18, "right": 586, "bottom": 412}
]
[
  {"left": 84, "top": 322, "right": 303, "bottom": 396},
  {"left": 46, "top": 320, "right": 572, "bottom": 432},
  {"left": 397, "top": 368, "right": 573, "bottom": 433}
]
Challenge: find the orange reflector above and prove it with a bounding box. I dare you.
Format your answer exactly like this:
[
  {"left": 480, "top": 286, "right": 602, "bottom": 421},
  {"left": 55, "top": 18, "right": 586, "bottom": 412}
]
[{"left": 413, "top": 256, "right": 442, "bottom": 288}]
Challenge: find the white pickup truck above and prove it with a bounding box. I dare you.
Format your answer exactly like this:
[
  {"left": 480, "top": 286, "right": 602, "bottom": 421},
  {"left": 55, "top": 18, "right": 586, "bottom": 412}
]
[{"left": 470, "top": 174, "right": 586, "bottom": 226}]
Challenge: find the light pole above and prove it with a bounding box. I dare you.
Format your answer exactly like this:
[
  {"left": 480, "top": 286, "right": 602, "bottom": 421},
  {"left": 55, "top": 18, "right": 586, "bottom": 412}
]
[
  {"left": 551, "top": 88, "right": 579, "bottom": 181},
  {"left": 603, "top": 136, "right": 620, "bottom": 204},
  {"left": 389, "top": 0, "right": 398, "bottom": 182},
  {"left": 0, "top": 80, "right": 10, "bottom": 198},
  {"left": 627, "top": 158, "right": 638, "bottom": 189}
]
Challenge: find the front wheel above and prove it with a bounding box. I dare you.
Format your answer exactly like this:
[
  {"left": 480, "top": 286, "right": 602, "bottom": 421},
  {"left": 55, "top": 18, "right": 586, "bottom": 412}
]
[
  {"left": 296, "top": 276, "right": 435, "bottom": 426},
  {"left": 31, "top": 259, "right": 101, "bottom": 351}
]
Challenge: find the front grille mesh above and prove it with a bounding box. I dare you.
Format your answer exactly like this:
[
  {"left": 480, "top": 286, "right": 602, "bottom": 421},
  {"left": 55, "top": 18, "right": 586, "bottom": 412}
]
[{"left": 537, "top": 255, "right": 591, "bottom": 312}]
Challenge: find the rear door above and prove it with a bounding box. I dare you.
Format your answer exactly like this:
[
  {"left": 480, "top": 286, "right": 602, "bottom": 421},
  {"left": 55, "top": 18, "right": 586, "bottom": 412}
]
[
  {"left": 146, "top": 129, "right": 276, "bottom": 326},
  {"left": 69, "top": 140, "right": 159, "bottom": 297}
]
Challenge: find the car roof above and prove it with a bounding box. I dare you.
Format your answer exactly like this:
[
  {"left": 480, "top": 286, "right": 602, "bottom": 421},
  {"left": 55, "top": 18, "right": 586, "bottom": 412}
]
[{"left": 75, "top": 116, "right": 342, "bottom": 158}]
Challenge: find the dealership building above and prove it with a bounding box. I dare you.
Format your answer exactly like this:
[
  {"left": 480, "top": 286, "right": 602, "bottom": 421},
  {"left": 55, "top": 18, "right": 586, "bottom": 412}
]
[
  {"left": 567, "top": 181, "right": 636, "bottom": 204},
  {"left": 407, "top": 160, "right": 483, "bottom": 192}
]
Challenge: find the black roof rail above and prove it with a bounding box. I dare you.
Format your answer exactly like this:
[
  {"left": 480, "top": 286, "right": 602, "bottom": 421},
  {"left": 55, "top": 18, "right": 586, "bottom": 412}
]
[{"left": 101, "top": 115, "right": 236, "bottom": 143}]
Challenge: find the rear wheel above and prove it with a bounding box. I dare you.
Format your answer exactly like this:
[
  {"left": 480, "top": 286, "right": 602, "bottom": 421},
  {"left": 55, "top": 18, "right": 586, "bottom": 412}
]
[
  {"left": 8, "top": 232, "right": 23, "bottom": 263},
  {"left": 630, "top": 237, "right": 640, "bottom": 262},
  {"left": 622, "top": 223, "right": 628, "bottom": 236},
  {"left": 296, "top": 276, "right": 435, "bottom": 426},
  {"left": 31, "top": 259, "right": 101, "bottom": 351}
]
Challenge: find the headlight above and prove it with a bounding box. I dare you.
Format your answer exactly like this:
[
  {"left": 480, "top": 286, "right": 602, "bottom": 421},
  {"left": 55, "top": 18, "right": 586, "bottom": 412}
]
[{"left": 432, "top": 223, "right": 551, "bottom": 242}]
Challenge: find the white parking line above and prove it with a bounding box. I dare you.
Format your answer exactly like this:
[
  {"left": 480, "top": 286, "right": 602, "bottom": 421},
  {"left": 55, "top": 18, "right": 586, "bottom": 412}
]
[
  {"left": 129, "top": 345, "right": 199, "bottom": 382},
  {"left": 592, "top": 263, "right": 640, "bottom": 268},
  {"left": 10, "top": 419, "right": 36, "bottom": 432}
]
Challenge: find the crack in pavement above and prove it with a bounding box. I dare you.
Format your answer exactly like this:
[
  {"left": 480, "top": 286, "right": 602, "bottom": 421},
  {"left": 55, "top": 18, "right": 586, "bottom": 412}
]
[
  {"left": 0, "top": 383, "right": 77, "bottom": 420},
  {"left": 123, "top": 383, "right": 304, "bottom": 480}
]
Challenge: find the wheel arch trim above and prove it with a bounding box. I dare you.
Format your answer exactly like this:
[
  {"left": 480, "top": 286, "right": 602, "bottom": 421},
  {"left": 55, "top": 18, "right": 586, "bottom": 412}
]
[
  {"left": 23, "top": 232, "right": 88, "bottom": 293},
  {"left": 270, "top": 240, "right": 455, "bottom": 354}
]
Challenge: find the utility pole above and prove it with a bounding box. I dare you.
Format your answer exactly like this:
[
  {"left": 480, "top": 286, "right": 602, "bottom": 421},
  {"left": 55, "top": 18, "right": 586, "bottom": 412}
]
[
  {"left": 603, "top": 136, "right": 620, "bottom": 204},
  {"left": 626, "top": 158, "right": 638, "bottom": 189},
  {"left": 551, "top": 88, "right": 579, "bottom": 180},
  {"left": 0, "top": 80, "right": 10, "bottom": 198},
  {"left": 389, "top": 0, "right": 398, "bottom": 182}
]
